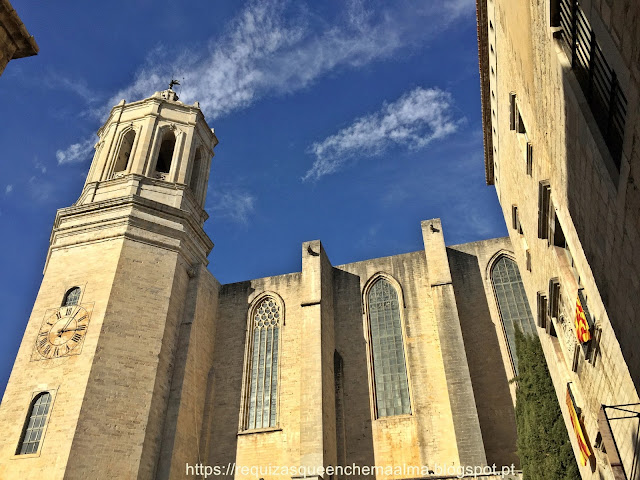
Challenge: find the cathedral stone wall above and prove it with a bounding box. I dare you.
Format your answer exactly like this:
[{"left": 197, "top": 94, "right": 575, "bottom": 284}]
[
  {"left": 447, "top": 238, "right": 519, "bottom": 468},
  {"left": 335, "top": 251, "right": 460, "bottom": 472},
  {"left": 193, "top": 224, "right": 519, "bottom": 480},
  {"left": 210, "top": 272, "right": 306, "bottom": 478}
]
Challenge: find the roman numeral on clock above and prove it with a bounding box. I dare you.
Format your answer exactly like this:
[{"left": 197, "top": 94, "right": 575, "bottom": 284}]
[{"left": 72, "top": 333, "right": 82, "bottom": 343}]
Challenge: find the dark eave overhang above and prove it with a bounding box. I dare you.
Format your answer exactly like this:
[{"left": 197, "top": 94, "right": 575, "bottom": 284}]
[{"left": 476, "top": 0, "right": 494, "bottom": 185}]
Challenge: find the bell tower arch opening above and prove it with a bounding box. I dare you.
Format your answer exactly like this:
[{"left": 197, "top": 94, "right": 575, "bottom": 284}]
[
  {"left": 113, "top": 129, "right": 136, "bottom": 174},
  {"left": 155, "top": 130, "right": 176, "bottom": 175}
]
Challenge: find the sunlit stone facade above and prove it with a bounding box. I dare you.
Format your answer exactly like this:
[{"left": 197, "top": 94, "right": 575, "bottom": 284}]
[
  {"left": 0, "top": 90, "right": 528, "bottom": 479},
  {"left": 476, "top": 0, "right": 640, "bottom": 478}
]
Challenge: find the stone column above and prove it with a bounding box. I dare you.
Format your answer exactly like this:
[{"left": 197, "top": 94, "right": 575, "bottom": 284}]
[
  {"left": 422, "top": 219, "right": 487, "bottom": 467},
  {"left": 297, "top": 240, "right": 337, "bottom": 480}
]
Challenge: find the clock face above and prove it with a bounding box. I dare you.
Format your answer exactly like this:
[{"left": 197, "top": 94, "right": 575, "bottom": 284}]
[{"left": 36, "top": 305, "right": 90, "bottom": 359}]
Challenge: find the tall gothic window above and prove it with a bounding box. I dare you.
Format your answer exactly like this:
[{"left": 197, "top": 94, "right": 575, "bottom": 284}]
[
  {"left": 244, "top": 296, "right": 281, "bottom": 430},
  {"left": 16, "top": 392, "right": 52, "bottom": 455},
  {"left": 367, "top": 278, "right": 411, "bottom": 417},
  {"left": 491, "top": 256, "right": 536, "bottom": 373},
  {"left": 62, "top": 287, "right": 81, "bottom": 307}
]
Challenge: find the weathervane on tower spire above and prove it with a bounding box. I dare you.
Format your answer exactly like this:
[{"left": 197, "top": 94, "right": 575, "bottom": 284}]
[{"left": 169, "top": 79, "right": 180, "bottom": 90}]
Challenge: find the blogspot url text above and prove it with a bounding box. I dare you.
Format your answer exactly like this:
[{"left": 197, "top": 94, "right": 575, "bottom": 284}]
[{"left": 185, "top": 462, "right": 518, "bottom": 478}]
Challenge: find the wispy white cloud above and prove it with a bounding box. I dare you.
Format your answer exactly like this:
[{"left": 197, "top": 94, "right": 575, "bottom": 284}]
[
  {"left": 45, "top": 73, "right": 98, "bottom": 103},
  {"left": 5, "top": 185, "right": 13, "bottom": 195},
  {"left": 34, "top": 158, "right": 47, "bottom": 174},
  {"left": 303, "top": 87, "right": 461, "bottom": 181},
  {"left": 27, "top": 176, "right": 55, "bottom": 202},
  {"left": 56, "top": 136, "right": 95, "bottom": 165},
  {"left": 99, "top": 0, "right": 407, "bottom": 120},
  {"left": 208, "top": 190, "right": 256, "bottom": 225},
  {"left": 58, "top": 0, "right": 472, "bottom": 166}
]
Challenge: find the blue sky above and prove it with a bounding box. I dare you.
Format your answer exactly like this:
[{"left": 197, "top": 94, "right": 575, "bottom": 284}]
[{"left": 0, "top": 0, "right": 506, "bottom": 396}]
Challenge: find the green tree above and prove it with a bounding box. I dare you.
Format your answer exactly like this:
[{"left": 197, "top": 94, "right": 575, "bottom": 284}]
[{"left": 514, "top": 328, "right": 580, "bottom": 480}]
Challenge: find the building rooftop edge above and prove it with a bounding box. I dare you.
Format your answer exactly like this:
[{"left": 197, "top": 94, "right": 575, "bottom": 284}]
[
  {"left": 0, "top": 0, "right": 39, "bottom": 58},
  {"left": 219, "top": 235, "right": 511, "bottom": 287}
]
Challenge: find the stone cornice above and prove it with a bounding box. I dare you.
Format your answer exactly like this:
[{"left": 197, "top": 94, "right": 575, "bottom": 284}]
[
  {"left": 97, "top": 95, "right": 218, "bottom": 148},
  {"left": 46, "top": 194, "right": 214, "bottom": 272}
]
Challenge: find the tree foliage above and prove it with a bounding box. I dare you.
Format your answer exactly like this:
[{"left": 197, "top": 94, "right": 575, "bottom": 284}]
[{"left": 514, "top": 328, "right": 580, "bottom": 480}]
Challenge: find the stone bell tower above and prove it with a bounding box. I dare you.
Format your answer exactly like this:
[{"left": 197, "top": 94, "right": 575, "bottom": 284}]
[{"left": 0, "top": 87, "right": 218, "bottom": 479}]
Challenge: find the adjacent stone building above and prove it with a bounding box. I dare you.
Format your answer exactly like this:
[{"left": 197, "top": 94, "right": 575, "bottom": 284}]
[
  {"left": 476, "top": 0, "right": 640, "bottom": 478},
  {"left": 0, "top": 0, "right": 37, "bottom": 77},
  {"left": 0, "top": 89, "right": 529, "bottom": 479}
]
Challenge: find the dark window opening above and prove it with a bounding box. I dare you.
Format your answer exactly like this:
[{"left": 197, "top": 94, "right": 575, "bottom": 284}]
[
  {"left": 509, "top": 92, "right": 517, "bottom": 130},
  {"left": 550, "top": 0, "right": 561, "bottom": 27},
  {"left": 538, "top": 181, "right": 551, "bottom": 239},
  {"left": 537, "top": 292, "right": 548, "bottom": 329},
  {"left": 549, "top": 278, "right": 561, "bottom": 320},
  {"left": 156, "top": 131, "right": 176, "bottom": 174}
]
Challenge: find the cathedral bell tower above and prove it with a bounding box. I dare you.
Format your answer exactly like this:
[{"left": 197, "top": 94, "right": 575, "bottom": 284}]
[{"left": 0, "top": 87, "right": 218, "bottom": 479}]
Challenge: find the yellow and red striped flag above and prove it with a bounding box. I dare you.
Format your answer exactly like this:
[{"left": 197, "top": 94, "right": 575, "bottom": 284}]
[
  {"left": 575, "top": 295, "right": 592, "bottom": 343},
  {"left": 566, "top": 387, "right": 592, "bottom": 466}
]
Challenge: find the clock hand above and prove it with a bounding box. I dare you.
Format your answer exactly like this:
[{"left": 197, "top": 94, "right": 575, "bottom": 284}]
[
  {"left": 60, "top": 308, "right": 81, "bottom": 331},
  {"left": 60, "top": 326, "right": 84, "bottom": 333}
]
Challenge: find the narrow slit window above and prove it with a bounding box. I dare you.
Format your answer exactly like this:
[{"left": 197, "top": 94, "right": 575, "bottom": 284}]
[
  {"left": 16, "top": 392, "right": 52, "bottom": 455},
  {"left": 245, "top": 296, "right": 280, "bottom": 430},
  {"left": 367, "top": 278, "right": 411, "bottom": 417},
  {"left": 538, "top": 181, "right": 551, "bottom": 239},
  {"left": 526, "top": 142, "right": 533, "bottom": 176},
  {"left": 509, "top": 92, "right": 517, "bottom": 130}
]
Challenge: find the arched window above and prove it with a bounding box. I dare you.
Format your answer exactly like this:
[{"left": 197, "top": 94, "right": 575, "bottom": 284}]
[
  {"left": 114, "top": 130, "right": 135, "bottom": 173},
  {"left": 367, "top": 278, "right": 411, "bottom": 417},
  {"left": 155, "top": 130, "right": 176, "bottom": 174},
  {"left": 491, "top": 256, "right": 536, "bottom": 373},
  {"left": 16, "top": 392, "right": 52, "bottom": 455},
  {"left": 62, "top": 287, "right": 81, "bottom": 307},
  {"left": 244, "top": 296, "right": 281, "bottom": 430},
  {"left": 189, "top": 148, "right": 203, "bottom": 196}
]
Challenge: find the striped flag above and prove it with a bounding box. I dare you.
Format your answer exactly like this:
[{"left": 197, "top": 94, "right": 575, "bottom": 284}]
[
  {"left": 566, "top": 387, "right": 592, "bottom": 466},
  {"left": 575, "top": 294, "right": 592, "bottom": 343}
]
